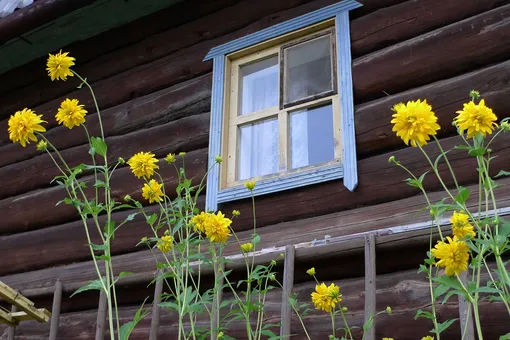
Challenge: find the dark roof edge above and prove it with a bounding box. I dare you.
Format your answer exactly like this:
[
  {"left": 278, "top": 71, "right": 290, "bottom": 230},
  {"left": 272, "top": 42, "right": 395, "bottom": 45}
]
[{"left": 0, "top": 0, "right": 97, "bottom": 44}]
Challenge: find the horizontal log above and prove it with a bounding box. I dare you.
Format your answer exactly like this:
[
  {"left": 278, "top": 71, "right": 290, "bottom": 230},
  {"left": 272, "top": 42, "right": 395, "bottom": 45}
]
[
  {"left": 0, "top": 0, "right": 330, "bottom": 122},
  {"left": 223, "top": 131, "right": 510, "bottom": 232},
  {"left": 4, "top": 170, "right": 510, "bottom": 295},
  {"left": 351, "top": 0, "right": 508, "bottom": 57},
  {"left": 0, "top": 73, "right": 212, "bottom": 167},
  {"left": 0, "top": 0, "right": 239, "bottom": 96},
  {"left": 353, "top": 3, "right": 510, "bottom": 102},
  {"left": 3, "top": 268, "right": 508, "bottom": 339},
  {"left": 0, "top": 148, "right": 208, "bottom": 238},
  {"left": 0, "top": 0, "right": 403, "bottom": 121},
  {"left": 355, "top": 58, "right": 510, "bottom": 158},
  {"left": 0, "top": 112, "right": 209, "bottom": 202}
]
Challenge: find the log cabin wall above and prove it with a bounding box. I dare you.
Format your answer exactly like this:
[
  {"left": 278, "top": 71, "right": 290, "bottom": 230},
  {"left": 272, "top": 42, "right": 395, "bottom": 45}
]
[{"left": 1, "top": 0, "right": 510, "bottom": 338}]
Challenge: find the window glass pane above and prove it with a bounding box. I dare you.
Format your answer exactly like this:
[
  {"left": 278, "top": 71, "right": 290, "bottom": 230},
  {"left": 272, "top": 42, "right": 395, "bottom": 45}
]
[
  {"left": 290, "top": 104, "right": 335, "bottom": 169},
  {"left": 284, "top": 35, "right": 333, "bottom": 105},
  {"left": 239, "top": 56, "right": 278, "bottom": 115},
  {"left": 238, "top": 118, "right": 278, "bottom": 180}
]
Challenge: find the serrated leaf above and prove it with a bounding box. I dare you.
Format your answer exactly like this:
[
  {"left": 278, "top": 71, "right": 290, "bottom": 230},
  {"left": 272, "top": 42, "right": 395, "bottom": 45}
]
[{"left": 496, "top": 170, "right": 510, "bottom": 178}]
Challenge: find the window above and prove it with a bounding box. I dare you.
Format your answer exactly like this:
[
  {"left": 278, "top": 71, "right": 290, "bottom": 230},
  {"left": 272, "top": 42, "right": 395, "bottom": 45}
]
[{"left": 204, "top": 0, "right": 361, "bottom": 211}]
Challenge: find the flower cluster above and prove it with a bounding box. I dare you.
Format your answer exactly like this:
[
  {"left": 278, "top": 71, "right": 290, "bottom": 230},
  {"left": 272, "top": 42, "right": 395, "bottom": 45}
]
[
  {"left": 190, "top": 211, "right": 232, "bottom": 243},
  {"left": 311, "top": 282, "right": 342, "bottom": 313},
  {"left": 8, "top": 52, "right": 90, "bottom": 148}
]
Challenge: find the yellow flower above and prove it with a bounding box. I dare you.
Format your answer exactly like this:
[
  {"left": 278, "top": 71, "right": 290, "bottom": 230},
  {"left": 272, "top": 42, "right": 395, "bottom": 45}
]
[
  {"left": 431, "top": 236, "right": 469, "bottom": 276},
  {"left": 190, "top": 211, "right": 210, "bottom": 234},
  {"left": 8, "top": 108, "right": 47, "bottom": 147},
  {"left": 165, "top": 153, "right": 176, "bottom": 163},
  {"left": 450, "top": 211, "right": 476, "bottom": 239},
  {"left": 311, "top": 282, "right": 342, "bottom": 313},
  {"left": 56, "top": 98, "right": 87, "bottom": 129},
  {"left": 244, "top": 181, "right": 256, "bottom": 191},
  {"left": 46, "top": 50, "right": 75, "bottom": 81},
  {"left": 306, "top": 267, "right": 316, "bottom": 276},
  {"left": 455, "top": 99, "right": 498, "bottom": 138},
  {"left": 203, "top": 211, "right": 232, "bottom": 243},
  {"left": 391, "top": 99, "right": 440, "bottom": 147},
  {"left": 421, "top": 337, "right": 434, "bottom": 340},
  {"left": 127, "top": 152, "right": 159, "bottom": 179},
  {"left": 157, "top": 235, "right": 173, "bottom": 253},
  {"left": 142, "top": 179, "right": 164, "bottom": 203},
  {"left": 36, "top": 140, "right": 48, "bottom": 151},
  {"left": 241, "top": 243, "right": 253, "bottom": 253}
]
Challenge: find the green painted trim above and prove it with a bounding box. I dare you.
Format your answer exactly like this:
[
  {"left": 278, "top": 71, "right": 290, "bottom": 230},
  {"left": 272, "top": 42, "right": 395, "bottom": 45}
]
[{"left": 0, "top": 0, "right": 183, "bottom": 74}]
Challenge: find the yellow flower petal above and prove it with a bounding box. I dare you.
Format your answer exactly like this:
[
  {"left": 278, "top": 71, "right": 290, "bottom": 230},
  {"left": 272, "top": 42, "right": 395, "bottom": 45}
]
[
  {"left": 127, "top": 152, "right": 159, "bottom": 179},
  {"left": 56, "top": 98, "right": 87, "bottom": 129},
  {"left": 46, "top": 50, "right": 75, "bottom": 81},
  {"left": 391, "top": 99, "right": 440, "bottom": 147},
  {"left": 454, "top": 99, "right": 498, "bottom": 138},
  {"left": 141, "top": 179, "right": 164, "bottom": 203},
  {"left": 8, "top": 108, "right": 47, "bottom": 147}
]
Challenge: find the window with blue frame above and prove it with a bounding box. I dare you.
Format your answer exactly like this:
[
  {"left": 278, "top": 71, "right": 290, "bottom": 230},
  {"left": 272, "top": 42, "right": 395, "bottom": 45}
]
[{"left": 204, "top": 0, "right": 361, "bottom": 212}]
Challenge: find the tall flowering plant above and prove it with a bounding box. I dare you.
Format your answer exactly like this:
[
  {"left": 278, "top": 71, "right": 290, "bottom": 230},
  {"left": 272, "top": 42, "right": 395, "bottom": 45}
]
[{"left": 389, "top": 91, "right": 510, "bottom": 339}]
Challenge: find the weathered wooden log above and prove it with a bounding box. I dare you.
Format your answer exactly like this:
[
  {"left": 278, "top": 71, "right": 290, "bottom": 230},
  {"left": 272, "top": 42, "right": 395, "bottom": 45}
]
[
  {"left": 0, "top": 73, "right": 212, "bottom": 160},
  {"left": 355, "top": 58, "right": 510, "bottom": 158},
  {"left": 0, "top": 0, "right": 239, "bottom": 96},
  {"left": 3, "top": 171, "right": 510, "bottom": 296},
  {"left": 0, "top": 0, "right": 404, "bottom": 121},
  {"left": 351, "top": 0, "right": 508, "bottom": 57},
  {"left": 223, "top": 131, "right": 510, "bottom": 231},
  {"left": 0, "top": 148, "right": 207, "bottom": 237},
  {"left": 0, "top": 112, "right": 209, "bottom": 201},
  {"left": 0, "top": 0, "right": 329, "bottom": 121},
  {"left": 353, "top": 3, "right": 510, "bottom": 102},
  {"left": 4, "top": 268, "right": 509, "bottom": 340}
]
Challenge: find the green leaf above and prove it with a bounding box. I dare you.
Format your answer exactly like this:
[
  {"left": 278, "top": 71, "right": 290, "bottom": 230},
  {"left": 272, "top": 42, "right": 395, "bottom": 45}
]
[
  {"left": 414, "top": 308, "right": 433, "bottom": 320},
  {"left": 89, "top": 243, "right": 107, "bottom": 251},
  {"left": 496, "top": 170, "right": 510, "bottom": 178},
  {"left": 433, "top": 318, "right": 458, "bottom": 335},
  {"left": 90, "top": 137, "right": 108, "bottom": 157},
  {"left": 468, "top": 147, "right": 485, "bottom": 157},
  {"left": 455, "top": 187, "right": 470, "bottom": 204},
  {"left": 252, "top": 233, "right": 261, "bottom": 246},
  {"left": 94, "top": 180, "right": 107, "bottom": 188},
  {"left": 499, "top": 332, "right": 510, "bottom": 340},
  {"left": 119, "top": 300, "right": 149, "bottom": 340},
  {"left": 146, "top": 213, "right": 158, "bottom": 225},
  {"left": 71, "top": 280, "right": 103, "bottom": 297}
]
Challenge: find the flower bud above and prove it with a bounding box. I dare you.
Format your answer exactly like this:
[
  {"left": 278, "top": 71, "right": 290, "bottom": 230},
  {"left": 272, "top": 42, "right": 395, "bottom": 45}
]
[
  {"left": 232, "top": 209, "right": 241, "bottom": 217},
  {"left": 124, "top": 194, "right": 132, "bottom": 202},
  {"left": 388, "top": 155, "right": 395, "bottom": 163},
  {"left": 306, "top": 267, "right": 316, "bottom": 276},
  {"left": 165, "top": 153, "right": 176, "bottom": 163},
  {"left": 244, "top": 180, "right": 256, "bottom": 191},
  {"left": 178, "top": 152, "right": 186, "bottom": 157},
  {"left": 215, "top": 155, "right": 223, "bottom": 163},
  {"left": 341, "top": 306, "right": 348, "bottom": 312},
  {"left": 36, "top": 140, "right": 48, "bottom": 151},
  {"left": 386, "top": 306, "right": 392, "bottom": 315},
  {"left": 118, "top": 157, "right": 125, "bottom": 164}
]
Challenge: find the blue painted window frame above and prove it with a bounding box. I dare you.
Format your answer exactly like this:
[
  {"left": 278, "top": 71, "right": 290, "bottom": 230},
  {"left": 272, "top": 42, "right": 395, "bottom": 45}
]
[{"left": 204, "top": 0, "right": 361, "bottom": 211}]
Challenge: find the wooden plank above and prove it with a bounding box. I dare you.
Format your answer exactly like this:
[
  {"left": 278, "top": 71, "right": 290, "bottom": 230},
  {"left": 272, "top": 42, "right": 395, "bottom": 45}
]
[
  {"left": 0, "top": 147, "right": 207, "bottom": 241},
  {"left": 211, "top": 262, "right": 225, "bottom": 340},
  {"left": 7, "top": 305, "right": 16, "bottom": 338},
  {"left": 95, "top": 291, "right": 107, "bottom": 340},
  {"left": 7, "top": 268, "right": 510, "bottom": 340},
  {"left": 0, "top": 73, "right": 212, "bottom": 167},
  {"left": 280, "top": 245, "right": 295, "bottom": 339},
  {"left": 0, "top": 282, "right": 50, "bottom": 323},
  {"left": 352, "top": 3, "right": 510, "bottom": 102},
  {"left": 363, "top": 234, "right": 376, "bottom": 340},
  {"left": 458, "top": 271, "right": 475, "bottom": 340},
  {"left": 350, "top": 0, "right": 509, "bottom": 57},
  {"left": 0, "top": 309, "right": 17, "bottom": 327},
  {"left": 0, "top": 111, "right": 210, "bottom": 202},
  {"left": 149, "top": 274, "right": 164, "bottom": 340},
  {"left": 48, "top": 280, "right": 62, "bottom": 340}
]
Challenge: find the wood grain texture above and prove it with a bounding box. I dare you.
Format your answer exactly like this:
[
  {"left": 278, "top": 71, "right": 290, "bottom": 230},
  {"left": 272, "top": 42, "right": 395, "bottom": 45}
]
[
  {"left": 0, "top": 148, "right": 207, "bottom": 238},
  {"left": 4, "top": 174, "right": 510, "bottom": 296},
  {"left": 3, "top": 269, "right": 509, "bottom": 340},
  {"left": 350, "top": 0, "right": 510, "bottom": 57},
  {"left": 355, "top": 58, "right": 510, "bottom": 158},
  {"left": 352, "top": 3, "right": 510, "bottom": 102},
  {"left": 0, "top": 112, "right": 209, "bottom": 202}
]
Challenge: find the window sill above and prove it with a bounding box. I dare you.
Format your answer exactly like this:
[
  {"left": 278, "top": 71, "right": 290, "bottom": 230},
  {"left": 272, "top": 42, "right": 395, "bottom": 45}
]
[{"left": 217, "top": 162, "right": 343, "bottom": 203}]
